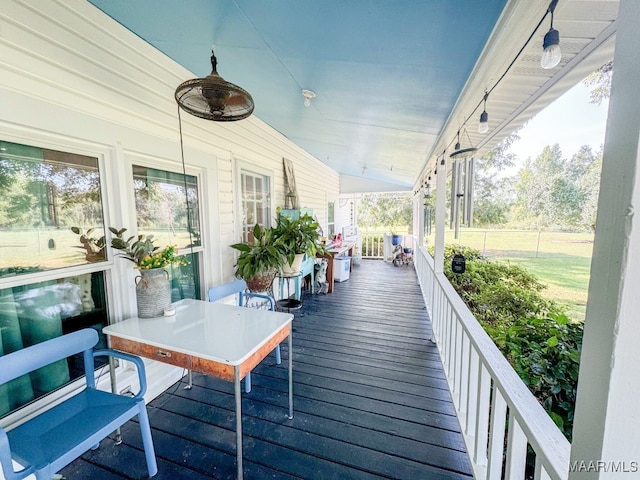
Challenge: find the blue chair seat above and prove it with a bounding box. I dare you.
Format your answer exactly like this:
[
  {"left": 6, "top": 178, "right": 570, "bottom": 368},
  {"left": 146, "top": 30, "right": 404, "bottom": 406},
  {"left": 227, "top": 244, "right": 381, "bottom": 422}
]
[{"left": 0, "top": 329, "right": 157, "bottom": 480}]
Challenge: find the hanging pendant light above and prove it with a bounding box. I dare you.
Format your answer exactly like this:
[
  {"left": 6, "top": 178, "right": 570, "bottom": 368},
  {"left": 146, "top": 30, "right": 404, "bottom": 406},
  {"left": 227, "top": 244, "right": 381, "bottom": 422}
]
[
  {"left": 450, "top": 130, "right": 477, "bottom": 159},
  {"left": 478, "top": 92, "right": 489, "bottom": 134},
  {"left": 175, "top": 49, "right": 254, "bottom": 121},
  {"left": 541, "top": 0, "right": 562, "bottom": 69}
]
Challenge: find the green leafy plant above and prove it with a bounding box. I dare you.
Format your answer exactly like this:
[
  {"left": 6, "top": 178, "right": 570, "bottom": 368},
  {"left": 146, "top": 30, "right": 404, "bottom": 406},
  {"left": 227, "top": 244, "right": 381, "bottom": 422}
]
[
  {"left": 230, "top": 224, "right": 283, "bottom": 281},
  {"left": 71, "top": 226, "right": 106, "bottom": 262},
  {"left": 272, "top": 213, "right": 322, "bottom": 266},
  {"left": 109, "top": 227, "right": 183, "bottom": 269},
  {"left": 488, "top": 312, "right": 582, "bottom": 439},
  {"left": 439, "top": 244, "right": 581, "bottom": 440}
]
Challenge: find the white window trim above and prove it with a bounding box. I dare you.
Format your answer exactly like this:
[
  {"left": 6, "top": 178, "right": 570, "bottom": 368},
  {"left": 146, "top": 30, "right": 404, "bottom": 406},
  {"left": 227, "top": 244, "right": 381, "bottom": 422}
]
[
  {"left": 0, "top": 126, "right": 126, "bottom": 428},
  {"left": 234, "top": 157, "right": 276, "bottom": 242},
  {"left": 123, "top": 151, "right": 206, "bottom": 298}
]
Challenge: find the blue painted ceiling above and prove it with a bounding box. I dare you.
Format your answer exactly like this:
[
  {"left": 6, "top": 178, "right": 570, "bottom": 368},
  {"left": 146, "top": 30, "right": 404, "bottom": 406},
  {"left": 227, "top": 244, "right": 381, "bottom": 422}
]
[{"left": 88, "top": 0, "right": 508, "bottom": 189}]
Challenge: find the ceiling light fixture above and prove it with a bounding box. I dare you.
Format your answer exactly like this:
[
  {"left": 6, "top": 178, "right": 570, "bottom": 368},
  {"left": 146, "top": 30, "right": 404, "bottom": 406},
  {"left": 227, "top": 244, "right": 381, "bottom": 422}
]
[
  {"left": 175, "top": 48, "right": 254, "bottom": 121},
  {"left": 541, "top": 0, "right": 562, "bottom": 69},
  {"left": 478, "top": 92, "right": 489, "bottom": 134},
  {"left": 302, "top": 89, "right": 316, "bottom": 107}
]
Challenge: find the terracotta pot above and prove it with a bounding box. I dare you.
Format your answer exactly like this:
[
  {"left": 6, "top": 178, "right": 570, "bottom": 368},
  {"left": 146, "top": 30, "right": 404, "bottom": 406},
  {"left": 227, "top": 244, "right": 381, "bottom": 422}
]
[{"left": 245, "top": 271, "right": 275, "bottom": 292}]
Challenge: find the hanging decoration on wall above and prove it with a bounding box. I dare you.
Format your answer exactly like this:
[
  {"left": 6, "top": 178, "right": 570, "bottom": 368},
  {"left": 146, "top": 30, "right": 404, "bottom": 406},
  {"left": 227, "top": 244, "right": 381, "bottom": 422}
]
[{"left": 283, "top": 158, "right": 299, "bottom": 209}]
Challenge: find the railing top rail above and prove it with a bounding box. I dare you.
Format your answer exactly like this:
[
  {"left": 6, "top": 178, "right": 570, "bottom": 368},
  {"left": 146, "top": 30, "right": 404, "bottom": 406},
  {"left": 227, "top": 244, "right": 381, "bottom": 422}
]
[{"left": 418, "top": 246, "right": 570, "bottom": 479}]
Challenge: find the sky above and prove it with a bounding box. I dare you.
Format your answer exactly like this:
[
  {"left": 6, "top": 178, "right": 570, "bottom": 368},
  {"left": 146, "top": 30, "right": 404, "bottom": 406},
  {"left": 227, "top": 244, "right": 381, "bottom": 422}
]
[{"left": 506, "top": 81, "right": 609, "bottom": 163}]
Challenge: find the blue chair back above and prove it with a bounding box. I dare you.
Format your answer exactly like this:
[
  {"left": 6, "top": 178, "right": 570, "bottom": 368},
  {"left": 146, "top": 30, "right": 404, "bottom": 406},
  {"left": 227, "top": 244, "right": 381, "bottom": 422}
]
[
  {"left": 208, "top": 279, "right": 274, "bottom": 310},
  {"left": 207, "top": 278, "right": 248, "bottom": 303}
]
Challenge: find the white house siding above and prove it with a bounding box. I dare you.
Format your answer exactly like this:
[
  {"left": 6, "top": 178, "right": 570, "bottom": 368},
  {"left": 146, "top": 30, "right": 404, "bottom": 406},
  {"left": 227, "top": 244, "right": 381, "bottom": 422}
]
[
  {"left": 0, "top": 0, "right": 339, "bottom": 290},
  {"left": 0, "top": 0, "right": 339, "bottom": 435}
]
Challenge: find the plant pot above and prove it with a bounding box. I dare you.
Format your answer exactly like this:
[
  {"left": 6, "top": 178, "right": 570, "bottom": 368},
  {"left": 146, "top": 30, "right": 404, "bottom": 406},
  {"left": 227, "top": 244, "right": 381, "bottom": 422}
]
[
  {"left": 281, "top": 253, "right": 305, "bottom": 275},
  {"left": 135, "top": 268, "right": 171, "bottom": 318},
  {"left": 245, "top": 271, "right": 275, "bottom": 292}
]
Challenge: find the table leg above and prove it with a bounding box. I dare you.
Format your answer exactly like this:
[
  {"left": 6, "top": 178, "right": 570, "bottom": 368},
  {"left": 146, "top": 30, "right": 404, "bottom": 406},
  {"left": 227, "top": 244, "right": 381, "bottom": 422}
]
[
  {"left": 234, "top": 366, "right": 243, "bottom": 480},
  {"left": 288, "top": 329, "right": 294, "bottom": 420}
]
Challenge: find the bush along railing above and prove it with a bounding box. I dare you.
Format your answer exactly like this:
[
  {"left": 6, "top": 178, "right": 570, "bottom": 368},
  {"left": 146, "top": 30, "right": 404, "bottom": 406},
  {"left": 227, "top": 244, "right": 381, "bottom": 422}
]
[
  {"left": 414, "top": 245, "right": 571, "bottom": 480},
  {"left": 439, "top": 244, "right": 581, "bottom": 441}
]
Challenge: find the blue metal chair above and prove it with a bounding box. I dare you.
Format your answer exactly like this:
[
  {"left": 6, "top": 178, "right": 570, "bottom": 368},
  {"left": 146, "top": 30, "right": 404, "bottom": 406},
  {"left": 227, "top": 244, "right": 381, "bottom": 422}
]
[
  {"left": 207, "top": 278, "right": 281, "bottom": 393},
  {"left": 0, "top": 328, "right": 157, "bottom": 480}
]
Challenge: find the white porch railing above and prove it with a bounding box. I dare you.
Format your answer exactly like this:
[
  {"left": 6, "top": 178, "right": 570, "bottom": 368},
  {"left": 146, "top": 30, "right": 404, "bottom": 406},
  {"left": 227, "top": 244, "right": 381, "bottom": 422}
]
[
  {"left": 414, "top": 245, "right": 570, "bottom": 480},
  {"left": 361, "top": 232, "right": 384, "bottom": 258}
]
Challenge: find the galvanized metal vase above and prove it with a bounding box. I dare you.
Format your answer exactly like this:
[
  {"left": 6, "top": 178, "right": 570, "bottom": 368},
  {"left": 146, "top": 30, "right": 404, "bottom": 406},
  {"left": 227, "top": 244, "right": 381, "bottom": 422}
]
[{"left": 135, "top": 268, "right": 171, "bottom": 318}]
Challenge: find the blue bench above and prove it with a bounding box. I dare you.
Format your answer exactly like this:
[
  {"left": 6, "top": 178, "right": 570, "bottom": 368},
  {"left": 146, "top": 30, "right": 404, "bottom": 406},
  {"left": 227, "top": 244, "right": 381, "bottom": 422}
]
[{"left": 0, "top": 328, "right": 157, "bottom": 480}]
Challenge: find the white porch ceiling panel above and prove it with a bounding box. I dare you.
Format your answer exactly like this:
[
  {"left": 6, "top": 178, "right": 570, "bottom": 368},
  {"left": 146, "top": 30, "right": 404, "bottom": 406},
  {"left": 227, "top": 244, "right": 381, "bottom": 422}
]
[{"left": 87, "top": 0, "right": 619, "bottom": 192}]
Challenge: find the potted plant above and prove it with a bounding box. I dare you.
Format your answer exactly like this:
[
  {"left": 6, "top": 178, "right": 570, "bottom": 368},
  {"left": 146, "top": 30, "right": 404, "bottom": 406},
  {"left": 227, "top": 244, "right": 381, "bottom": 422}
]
[
  {"left": 272, "top": 213, "right": 322, "bottom": 275},
  {"left": 109, "top": 227, "right": 184, "bottom": 318},
  {"left": 71, "top": 227, "right": 106, "bottom": 262},
  {"left": 230, "top": 224, "right": 282, "bottom": 292}
]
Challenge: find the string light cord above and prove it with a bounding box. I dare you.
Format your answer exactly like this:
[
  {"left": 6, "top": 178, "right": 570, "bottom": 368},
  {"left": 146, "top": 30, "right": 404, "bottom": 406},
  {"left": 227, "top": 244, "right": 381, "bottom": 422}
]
[{"left": 443, "top": 2, "right": 555, "bottom": 153}]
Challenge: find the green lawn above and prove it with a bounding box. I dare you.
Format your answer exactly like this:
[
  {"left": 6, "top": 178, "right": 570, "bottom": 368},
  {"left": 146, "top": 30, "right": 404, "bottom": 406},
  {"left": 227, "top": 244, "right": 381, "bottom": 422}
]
[{"left": 442, "top": 228, "right": 594, "bottom": 322}]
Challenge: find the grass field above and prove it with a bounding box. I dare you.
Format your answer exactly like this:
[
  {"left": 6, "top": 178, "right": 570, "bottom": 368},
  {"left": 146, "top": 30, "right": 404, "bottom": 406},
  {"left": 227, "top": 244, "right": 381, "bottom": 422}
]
[
  {"left": 0, "top": 227, "right": 193, "bottom": 275},
  {"left": 441, "top": 228, "right": 594, "bottom": 322}
]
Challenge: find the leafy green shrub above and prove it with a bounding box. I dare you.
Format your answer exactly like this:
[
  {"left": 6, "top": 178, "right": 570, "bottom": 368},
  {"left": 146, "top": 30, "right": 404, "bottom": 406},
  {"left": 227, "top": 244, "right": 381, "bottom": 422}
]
[
  {"left": 486, "top": 312, "right": 582, "bottom": 439},
  {"left": 439, "top": 244, "right": 582, "bottom": 440}
]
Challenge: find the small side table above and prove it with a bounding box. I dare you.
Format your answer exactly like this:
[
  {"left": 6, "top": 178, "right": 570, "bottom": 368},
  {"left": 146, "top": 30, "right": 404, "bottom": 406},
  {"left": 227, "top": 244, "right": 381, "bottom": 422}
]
[{"left": 277, "top": 272, "right": 303, "bottom": 313}]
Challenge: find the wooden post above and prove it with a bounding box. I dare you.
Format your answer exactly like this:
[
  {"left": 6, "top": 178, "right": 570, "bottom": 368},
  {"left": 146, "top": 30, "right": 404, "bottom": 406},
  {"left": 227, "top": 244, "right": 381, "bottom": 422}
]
[
  {"left": 569, "top": 0, "right": 640, "bottom": 477},
  {"left": 434, "top": 155, "right": 447, "bottom": 274}
]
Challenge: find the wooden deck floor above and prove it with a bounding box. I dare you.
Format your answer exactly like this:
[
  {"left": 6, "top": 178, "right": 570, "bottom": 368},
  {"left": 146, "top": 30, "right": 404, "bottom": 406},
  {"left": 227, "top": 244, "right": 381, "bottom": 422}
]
[{"left": 61, "top": 260, "right": 472, "bottom": 479}]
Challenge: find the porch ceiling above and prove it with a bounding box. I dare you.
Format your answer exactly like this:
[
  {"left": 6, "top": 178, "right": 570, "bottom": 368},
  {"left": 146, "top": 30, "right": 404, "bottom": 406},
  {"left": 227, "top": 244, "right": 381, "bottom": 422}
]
[{"left": 87, "top": 0, "right": 618, "bottom": 193}]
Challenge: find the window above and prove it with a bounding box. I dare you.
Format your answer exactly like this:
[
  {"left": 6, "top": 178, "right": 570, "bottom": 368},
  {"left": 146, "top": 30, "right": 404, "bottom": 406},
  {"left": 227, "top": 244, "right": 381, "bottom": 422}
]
[
  {"left": 241, "top": 170, "right": 271, "bottom": 242},
  {"left": 0, "top": 140, "right": 109, "bottom": 416},
  {"left": 0, "top": 141, "right": 106, "bottom": 276},
  {"left": 328, "top": 201, "right": 335, "bottom": 237},
  {"left": 132, "top": 165, "right": 202, "bottom": 300}
]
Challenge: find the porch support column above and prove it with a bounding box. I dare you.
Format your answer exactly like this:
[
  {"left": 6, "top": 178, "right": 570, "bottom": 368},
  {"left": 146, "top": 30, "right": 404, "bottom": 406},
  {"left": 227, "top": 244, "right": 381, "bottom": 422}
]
[
  {"left": 569, "top": 0, "right": 640, "bottom": 477},
  {"left": 416, "top": 193, "right": 424, "bottom": 249},
  {"left": 434, "top": 155, "right": 447, "bottom": 274}
]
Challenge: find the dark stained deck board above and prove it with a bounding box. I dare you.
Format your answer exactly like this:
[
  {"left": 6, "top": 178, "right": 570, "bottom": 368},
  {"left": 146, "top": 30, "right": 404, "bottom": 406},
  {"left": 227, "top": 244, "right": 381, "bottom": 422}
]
[{"left": 61, "top": 260, "right": 472, "bottom": 479}]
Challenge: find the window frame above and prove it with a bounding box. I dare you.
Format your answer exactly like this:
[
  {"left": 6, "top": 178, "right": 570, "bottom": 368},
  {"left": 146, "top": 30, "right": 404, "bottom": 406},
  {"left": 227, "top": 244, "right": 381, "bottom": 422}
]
[
  {"left": 235, "top": 159, "right": 275, "bottom": 243},
  {"left": 125, "top": 153, "right": 206, "bottom": 301},
  {"left": 0, "top": 130, "right": 119, "bottom": 425}
]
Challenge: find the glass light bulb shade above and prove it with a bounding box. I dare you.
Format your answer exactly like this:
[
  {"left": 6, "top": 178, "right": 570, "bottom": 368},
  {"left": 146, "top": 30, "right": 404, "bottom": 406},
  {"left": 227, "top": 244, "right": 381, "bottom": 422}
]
[
  {"left": 541, "top": 29, "right": 562, "bottom": 69},
  {"left": 478, "top": 111, "right": 489, "bottom": 134}
]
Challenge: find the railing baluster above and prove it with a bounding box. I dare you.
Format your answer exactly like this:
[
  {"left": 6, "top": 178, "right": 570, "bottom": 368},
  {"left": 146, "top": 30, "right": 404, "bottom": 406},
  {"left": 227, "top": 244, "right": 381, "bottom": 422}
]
[
  {"left": 453, "top": 317, "right": 463, "bottom": 407},
  {"left": 465, "top": 347, "right": 479, "bottom": 438},
  {"left": 447, "top": 301, "right": 455, "bottom": 377},
  {"left": 474, "top": 363, "right": 490, "bottom": 470},
  {"left": 534, "top": 458, "right": 552, "bottom": 480},
  {"left": 487, "top": 387, "right": 507, "bottom": 480},
  {"left": 458, "top": 331, "right": 470, "bottom": 427},
  {"left": 505, "top": 414, "right": 528, "bottom": 480}
]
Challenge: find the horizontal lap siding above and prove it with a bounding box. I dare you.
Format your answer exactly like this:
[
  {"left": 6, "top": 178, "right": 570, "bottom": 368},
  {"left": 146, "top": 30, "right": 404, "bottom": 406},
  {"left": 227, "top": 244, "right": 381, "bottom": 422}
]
[{"left": 0, "top": 0, "right": 339, "bottom": 289}]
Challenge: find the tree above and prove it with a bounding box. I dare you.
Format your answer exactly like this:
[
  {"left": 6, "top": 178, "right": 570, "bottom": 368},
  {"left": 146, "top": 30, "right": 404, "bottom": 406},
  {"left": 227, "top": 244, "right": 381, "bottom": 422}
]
[
  {"left": 512, "top": 144, "right": 601, "bottom": 230},
  {"left": 512, "top": 145, "right": 565, "bottom": 227},
  {"left": 357, "top": 192, "right": 412, "bottom": 233},
  {"left": 583, "top": 60, "right": 612, "bottom": 106},
  {"left": 472, "top": 132, "right": 519, "bottom": 226},
  {"left": 576, "top": 147, "right": 603, "bottom": 229}
]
